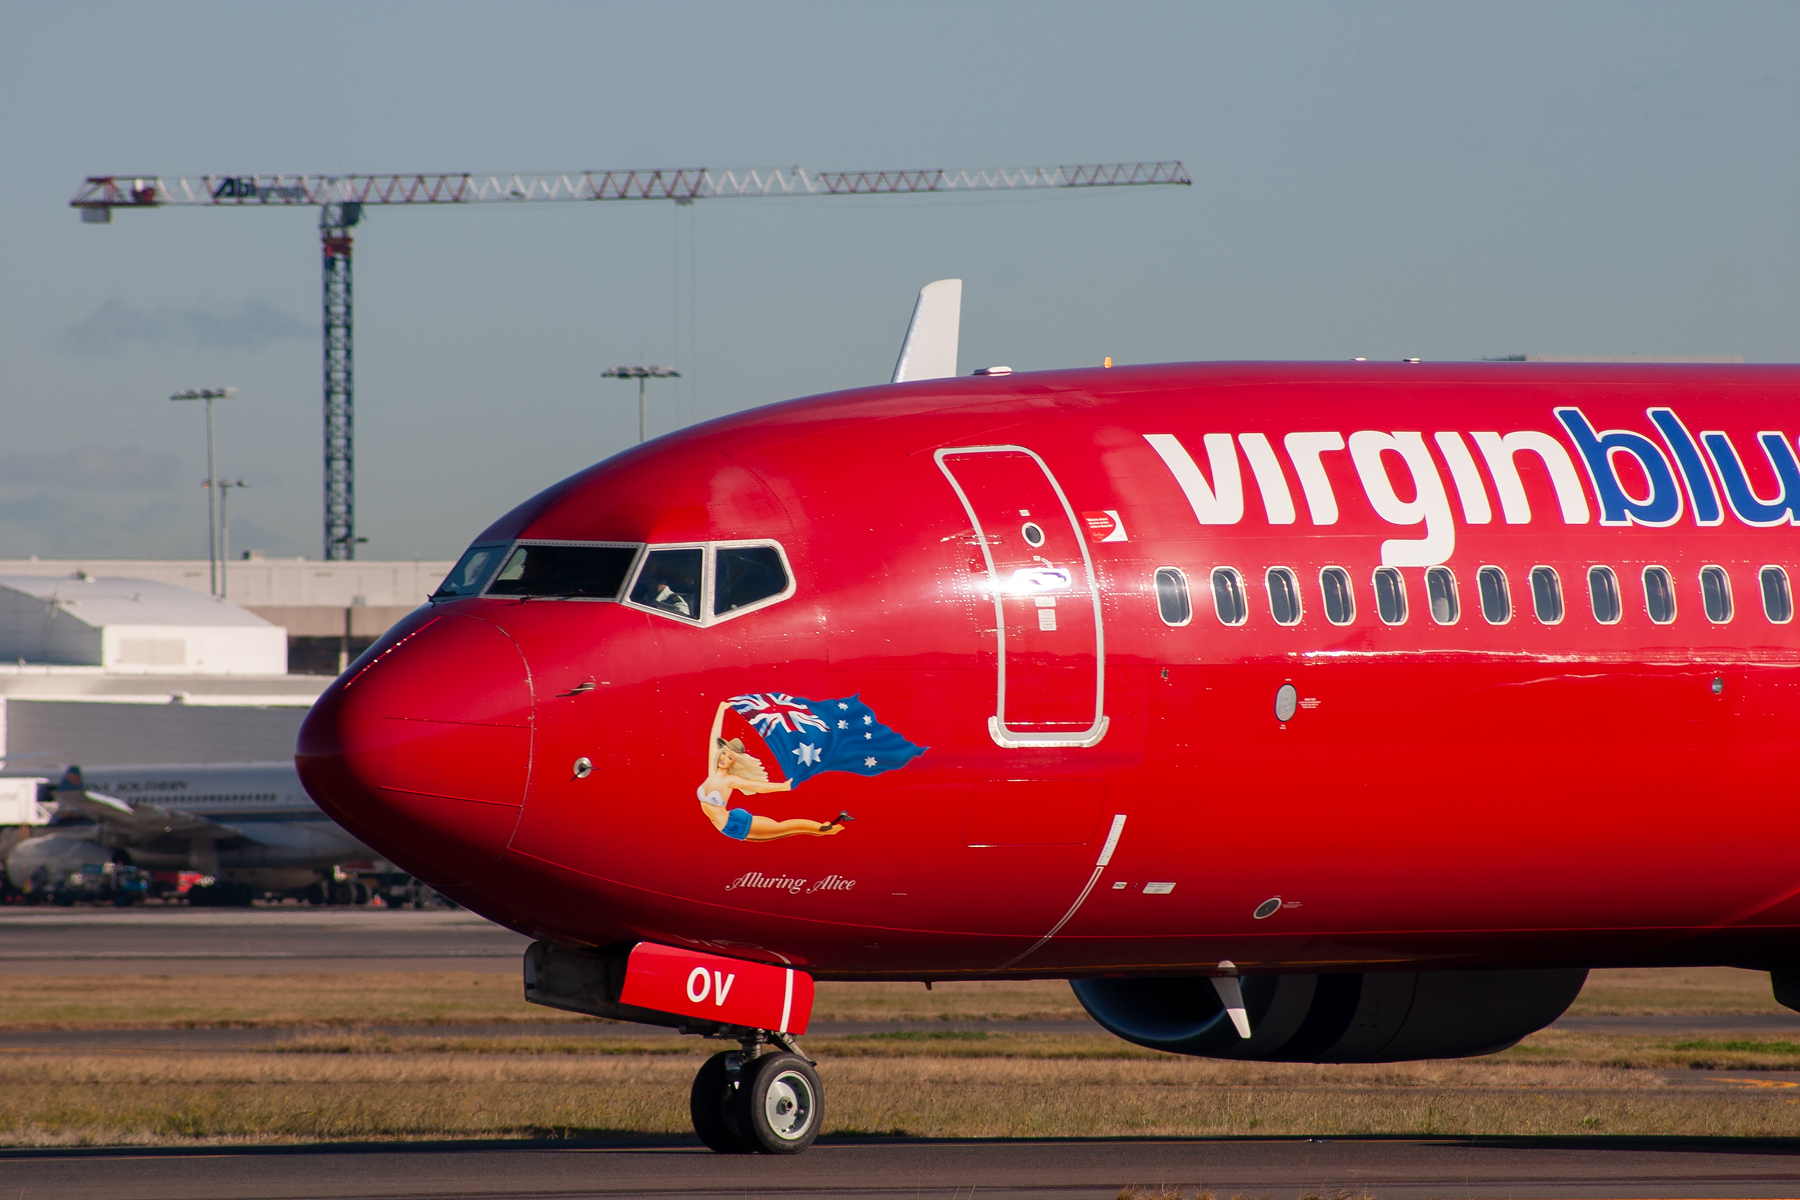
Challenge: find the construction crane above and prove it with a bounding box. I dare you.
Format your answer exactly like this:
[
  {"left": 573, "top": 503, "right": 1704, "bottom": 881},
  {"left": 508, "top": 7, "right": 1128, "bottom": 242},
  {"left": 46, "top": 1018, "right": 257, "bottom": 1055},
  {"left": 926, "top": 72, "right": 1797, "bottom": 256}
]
[{"left": 70, "top": 162, "right": 1192, "bottom": 560}]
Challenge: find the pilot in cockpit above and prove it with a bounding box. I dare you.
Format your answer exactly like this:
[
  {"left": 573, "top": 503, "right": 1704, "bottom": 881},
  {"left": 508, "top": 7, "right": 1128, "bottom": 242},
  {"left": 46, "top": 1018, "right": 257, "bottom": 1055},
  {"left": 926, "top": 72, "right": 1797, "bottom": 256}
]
[{"left": 634, "top": 557, "right": 699, "bottom": 617}]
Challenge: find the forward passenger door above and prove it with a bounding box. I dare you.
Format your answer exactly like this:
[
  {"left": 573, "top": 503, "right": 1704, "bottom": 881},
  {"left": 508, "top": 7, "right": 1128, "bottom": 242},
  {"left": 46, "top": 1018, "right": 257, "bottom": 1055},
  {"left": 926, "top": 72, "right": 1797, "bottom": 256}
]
[{"left": 935, "top": 446, "right": 1108, "bottom": 748}]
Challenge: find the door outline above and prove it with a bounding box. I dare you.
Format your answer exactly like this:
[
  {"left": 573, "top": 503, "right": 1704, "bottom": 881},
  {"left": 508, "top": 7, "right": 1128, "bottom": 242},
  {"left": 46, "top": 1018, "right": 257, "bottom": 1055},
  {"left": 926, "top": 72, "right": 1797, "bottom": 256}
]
[{"left": 935, "top": 445, "right": 1109, "bottom": 749}]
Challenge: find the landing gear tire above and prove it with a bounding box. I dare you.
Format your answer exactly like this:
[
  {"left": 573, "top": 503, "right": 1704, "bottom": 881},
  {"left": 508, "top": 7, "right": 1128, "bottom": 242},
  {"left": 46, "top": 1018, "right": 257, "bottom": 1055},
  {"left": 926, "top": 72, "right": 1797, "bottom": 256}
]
[
  {"left": 732, "top": 1051, "right": 822, "bottom": 1154},
  {"left": 689, "top": 1051, "right": 754, "bottom": 1153}
]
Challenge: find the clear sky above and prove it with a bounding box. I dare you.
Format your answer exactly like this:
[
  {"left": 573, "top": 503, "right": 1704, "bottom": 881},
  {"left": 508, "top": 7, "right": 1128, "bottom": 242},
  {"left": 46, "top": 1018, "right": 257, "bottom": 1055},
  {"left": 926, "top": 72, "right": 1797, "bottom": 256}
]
[{"left": 2, "top": 1, "right": 1794, "bottom": 562}]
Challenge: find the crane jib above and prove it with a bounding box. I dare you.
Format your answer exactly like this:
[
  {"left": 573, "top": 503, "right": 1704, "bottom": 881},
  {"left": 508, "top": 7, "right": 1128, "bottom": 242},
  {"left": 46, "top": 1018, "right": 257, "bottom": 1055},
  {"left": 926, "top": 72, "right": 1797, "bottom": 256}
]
[
  {"left": 71, "top": 163, "right": 1191, "bottom": 210},
  {"left": 66, "top": 160, "right": 1190, "bottom": 563}
]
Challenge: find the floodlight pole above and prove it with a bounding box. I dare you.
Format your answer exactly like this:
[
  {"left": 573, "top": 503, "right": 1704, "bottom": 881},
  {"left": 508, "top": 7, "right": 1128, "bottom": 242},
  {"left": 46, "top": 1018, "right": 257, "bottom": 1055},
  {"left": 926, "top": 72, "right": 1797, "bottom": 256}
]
[
  {"left": 171, "top": 387, "right": 236, "bottom": 596},
  {"left": 601, "top": 366, "right": 680, "bottom": 443},
  {"left": 217, "top": 480, "right": 248, "bottom": 600}
]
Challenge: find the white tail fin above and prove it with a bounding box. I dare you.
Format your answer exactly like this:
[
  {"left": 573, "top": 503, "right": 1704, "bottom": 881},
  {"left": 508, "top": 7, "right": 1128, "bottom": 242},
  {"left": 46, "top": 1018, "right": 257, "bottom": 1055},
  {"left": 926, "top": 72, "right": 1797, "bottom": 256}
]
[{"left": 891, "top": 279, "right": 962, "bottom": 383}]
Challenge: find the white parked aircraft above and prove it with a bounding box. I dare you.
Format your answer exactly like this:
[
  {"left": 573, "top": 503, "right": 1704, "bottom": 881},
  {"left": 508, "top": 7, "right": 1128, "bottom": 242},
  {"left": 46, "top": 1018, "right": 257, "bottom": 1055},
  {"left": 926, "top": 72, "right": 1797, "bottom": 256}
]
[{"left": 5, "top": 763, "right": 378, "bottom": 903}]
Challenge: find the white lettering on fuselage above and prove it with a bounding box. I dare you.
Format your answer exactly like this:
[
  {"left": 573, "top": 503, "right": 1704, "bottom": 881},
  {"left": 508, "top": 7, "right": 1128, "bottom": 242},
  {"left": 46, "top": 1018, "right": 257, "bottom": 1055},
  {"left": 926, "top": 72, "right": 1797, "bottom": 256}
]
[
  {"left": 1143, "top": 407, "right": 1800, "bottom": 565},
  {"left": 724, "top": 871, "right": 858, "bottom": 895},
  {"left": 1347, "top": 431, "right": 1455, "bottom": 566}
]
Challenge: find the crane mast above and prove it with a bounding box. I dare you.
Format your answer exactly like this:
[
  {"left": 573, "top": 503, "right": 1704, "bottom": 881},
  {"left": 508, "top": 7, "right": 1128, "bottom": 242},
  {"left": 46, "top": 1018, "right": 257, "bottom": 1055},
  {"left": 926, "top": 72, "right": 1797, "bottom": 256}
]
[
  {"left": 321, "top": 202, "right": 359, "bottom": 560},
  {"left": 72, "top": 163, "right": 1191, "bottom": 560}
]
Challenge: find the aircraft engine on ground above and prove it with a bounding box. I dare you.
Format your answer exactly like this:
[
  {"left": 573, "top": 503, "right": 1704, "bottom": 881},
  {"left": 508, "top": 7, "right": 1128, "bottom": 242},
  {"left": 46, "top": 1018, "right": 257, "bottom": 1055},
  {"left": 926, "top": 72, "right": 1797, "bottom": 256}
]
[
  {"left": 1071, "top": 968, "right": 1589, "bottom": 1063},
  {"left": 4, "top": 834, "right": 111, "bottom": 892}
]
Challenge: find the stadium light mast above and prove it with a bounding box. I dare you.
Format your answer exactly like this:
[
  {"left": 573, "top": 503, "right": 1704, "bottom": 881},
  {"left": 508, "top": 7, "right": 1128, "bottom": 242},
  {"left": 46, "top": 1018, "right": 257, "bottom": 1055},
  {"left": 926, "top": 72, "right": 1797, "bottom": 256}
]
[
  {"left": 74, "top": 163, "right": 1191, "bottom": 560},
  {"left": 169, "top": 386, "right": 236, "bottom": 596},
  {"left": 216, "top": 479, "right": 249, "bottom": 601},
  {"left": 603, "top": 365, "right": 681, "bottom": 443}
]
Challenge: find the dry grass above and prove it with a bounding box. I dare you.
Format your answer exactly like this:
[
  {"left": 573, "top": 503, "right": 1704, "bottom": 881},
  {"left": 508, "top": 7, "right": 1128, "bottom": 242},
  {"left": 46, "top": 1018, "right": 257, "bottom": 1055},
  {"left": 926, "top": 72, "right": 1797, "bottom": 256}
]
[
  {"left": 1568, "top": 965, "right": 1783, "bottom": 1014},
  {"left": 265, "top": 1030, "right": 1162, "bottom": 1059},
  {"left": 0, "top": 974, "right": 1083, "bottom": 1030},
  {"left": 1, "top": 967, "right": 1780, "bottom": 1031},
  {"left": 250, "top": 1026, "right": 1800, "bottom": 1071},
  {"left": 0, "top": 972, "right": 567, "bottom": 1030},
  {"left": 6, "top": 1043, "right": 1800, "bottom": 1148},
  {"left": 815, "top": 979, "right": 1088, "bottom": 1021},
  {"left": 1500, "top": 1027, "right": 1800, "bottom": 1071}
]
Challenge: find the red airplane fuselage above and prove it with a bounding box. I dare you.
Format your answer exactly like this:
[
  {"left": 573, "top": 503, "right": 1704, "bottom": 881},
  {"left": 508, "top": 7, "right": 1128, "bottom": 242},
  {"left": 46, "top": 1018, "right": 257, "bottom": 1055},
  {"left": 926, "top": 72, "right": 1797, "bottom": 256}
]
[{"left": 298, "top": 361, "right": 1800, "bottom": 982}]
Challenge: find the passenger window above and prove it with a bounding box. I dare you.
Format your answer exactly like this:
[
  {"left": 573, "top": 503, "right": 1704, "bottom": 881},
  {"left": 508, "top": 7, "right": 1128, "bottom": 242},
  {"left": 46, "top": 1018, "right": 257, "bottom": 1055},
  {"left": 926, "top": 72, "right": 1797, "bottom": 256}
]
[
  {"left": 1425, "top": 566, "right": 1458, "bottom": 625},
  {"left": 1478, "top": 567, "right": 1511, "bottom": 625},
  {"left": 628, "top": 548, "right": 704, "bottom": 620},
  {"left": 1643, "top": 566, "right": 1676, "bottom": 625},
  {"left": 1154, "top": 568, "right": 1192, "bottom": 627},
  {"left": 1320, "top": 567, "right": 1354, "bottom": 625},
  {"left": 1530, "top": 567, "right": 1564, "bottom": 624},
  {"left": 1266, "top": 568, "right": 1302, "bottom": 626},
  {"left": 1700, "top": 566, "right": 1733, "bottom": 623},
  {"left": 1211, "top": 568, "right": 1248, "bottom": 626},
  {"left": 1762, "top": 566, "right": 1793, "bottom": 624},
  {"left": 1588, "top": 566, "right": 1621, "bottom": 625},
  {"left": 1372, "top": 567, "right": 1407, "bottom": 625},
  {"left": 434, "top": 542, "right": 508, "bottom": 598},
  {"left": 714, "top": 545, "right": 790, "bottom": 615},
  {"left": 485, "top": 542, "right": 640, "bottom": 599}
]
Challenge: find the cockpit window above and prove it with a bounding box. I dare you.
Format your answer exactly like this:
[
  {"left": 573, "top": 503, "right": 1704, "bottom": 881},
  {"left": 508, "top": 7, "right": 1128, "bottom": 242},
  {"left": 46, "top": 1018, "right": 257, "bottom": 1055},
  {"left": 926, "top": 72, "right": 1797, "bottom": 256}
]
[
  {"left": 628, "top": 548, "right": 705, "bottom": 620},
  {"left": 434, "top": 543, "right": 508, "bottom": 598},
  {"left": 619, "top": 540, "right": 796, "bottom": 626},
  {"left": 715, "top": 545, "right": 790, "bottom": 614},
  {"left": 486, "top": 542, "right": 641, "bottom": 599}
]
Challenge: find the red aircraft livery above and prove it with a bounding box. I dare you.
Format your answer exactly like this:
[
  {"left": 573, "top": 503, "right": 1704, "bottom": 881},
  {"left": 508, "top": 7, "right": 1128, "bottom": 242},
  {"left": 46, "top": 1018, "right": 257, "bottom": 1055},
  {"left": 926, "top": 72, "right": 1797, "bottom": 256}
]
[{"left": 298, "top": 360, "right": 1800, "bottom": 1153}]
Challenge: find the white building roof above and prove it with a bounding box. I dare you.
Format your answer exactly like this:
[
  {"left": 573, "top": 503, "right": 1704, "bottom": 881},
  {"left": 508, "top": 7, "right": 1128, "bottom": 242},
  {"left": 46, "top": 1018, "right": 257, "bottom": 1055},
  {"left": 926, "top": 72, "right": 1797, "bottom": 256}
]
[
  {"left": 0, "top": 560, "right": 453, "bottom": 608},
  {"left": 0, "top": 576, "right": 275, "bottom": 629},
  {"left": 0, "top": 576, "right": 287, "bottom": 676}
]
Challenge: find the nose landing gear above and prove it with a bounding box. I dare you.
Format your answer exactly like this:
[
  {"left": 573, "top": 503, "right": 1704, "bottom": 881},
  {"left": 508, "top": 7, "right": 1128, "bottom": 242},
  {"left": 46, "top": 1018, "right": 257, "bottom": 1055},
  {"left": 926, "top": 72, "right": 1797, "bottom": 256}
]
[
  {"left": 689, "top": 1030, "right": 822, "bottom": 1154},
  {"left": 521, "top": 942, "right": 823, "bottom": 1154}
]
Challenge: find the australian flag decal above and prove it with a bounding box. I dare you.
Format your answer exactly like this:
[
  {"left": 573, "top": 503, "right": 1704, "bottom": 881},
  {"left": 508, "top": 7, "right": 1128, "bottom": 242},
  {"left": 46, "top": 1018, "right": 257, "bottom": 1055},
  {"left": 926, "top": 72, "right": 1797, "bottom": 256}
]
[{"left": 726, "top": 693, "right": 926, "bottom": 785}]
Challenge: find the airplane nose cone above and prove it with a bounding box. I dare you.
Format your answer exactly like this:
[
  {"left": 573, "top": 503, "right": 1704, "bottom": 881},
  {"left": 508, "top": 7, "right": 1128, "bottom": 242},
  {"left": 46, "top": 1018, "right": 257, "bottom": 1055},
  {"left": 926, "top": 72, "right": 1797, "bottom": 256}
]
[{"left": 297, "top": 613, "right": 532, "bottom": 888}]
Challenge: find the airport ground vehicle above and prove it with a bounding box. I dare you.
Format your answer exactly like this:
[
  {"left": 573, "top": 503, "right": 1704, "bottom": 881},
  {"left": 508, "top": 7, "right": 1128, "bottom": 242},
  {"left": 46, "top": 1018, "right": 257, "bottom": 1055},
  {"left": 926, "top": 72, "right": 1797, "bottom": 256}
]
[
  {"left": 2, "top": 841, "right": 440, "bottom": 906},
  {"left": 297, "top": 288, "right": 1800, "bottom": 1152}
]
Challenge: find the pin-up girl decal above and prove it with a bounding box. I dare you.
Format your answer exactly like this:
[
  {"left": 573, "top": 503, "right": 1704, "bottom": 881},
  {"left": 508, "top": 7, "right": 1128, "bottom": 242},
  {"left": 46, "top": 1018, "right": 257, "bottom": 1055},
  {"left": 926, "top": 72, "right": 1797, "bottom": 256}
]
[{"left": 697, "top": 693, "right": 926, "bottom": 843}]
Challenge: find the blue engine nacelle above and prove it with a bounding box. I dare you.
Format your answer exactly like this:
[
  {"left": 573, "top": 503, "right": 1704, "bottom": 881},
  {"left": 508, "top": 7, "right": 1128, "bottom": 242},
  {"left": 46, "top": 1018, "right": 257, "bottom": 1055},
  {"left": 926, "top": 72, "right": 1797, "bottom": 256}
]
[{"left": 1072, "top": 968, "right": 1588, "bottom": 1062}]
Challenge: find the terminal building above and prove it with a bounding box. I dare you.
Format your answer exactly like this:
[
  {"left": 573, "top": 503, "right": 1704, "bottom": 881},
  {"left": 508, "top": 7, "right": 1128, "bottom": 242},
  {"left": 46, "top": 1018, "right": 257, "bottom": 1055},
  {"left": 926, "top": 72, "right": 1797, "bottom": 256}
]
[{"left": 0, "top": 558, "right": 451, "bottom": 767}]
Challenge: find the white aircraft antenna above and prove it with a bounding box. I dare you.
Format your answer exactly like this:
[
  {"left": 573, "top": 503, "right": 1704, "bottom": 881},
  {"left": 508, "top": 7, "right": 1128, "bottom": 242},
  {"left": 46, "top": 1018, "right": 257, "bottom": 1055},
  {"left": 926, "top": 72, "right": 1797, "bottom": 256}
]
[{"left": 891, "top": 279, "right": 963, "bottom": 383}]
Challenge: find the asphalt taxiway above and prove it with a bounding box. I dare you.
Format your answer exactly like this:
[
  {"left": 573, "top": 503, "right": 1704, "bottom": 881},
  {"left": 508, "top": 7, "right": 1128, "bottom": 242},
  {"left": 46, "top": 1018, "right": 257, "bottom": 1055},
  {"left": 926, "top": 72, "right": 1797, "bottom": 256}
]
[
  {"left": 7, "top": 1135, "right": 1800, "bottom": 1199},
  {"left": 0, "top": 906, "right": 529, "bottom": 973}
]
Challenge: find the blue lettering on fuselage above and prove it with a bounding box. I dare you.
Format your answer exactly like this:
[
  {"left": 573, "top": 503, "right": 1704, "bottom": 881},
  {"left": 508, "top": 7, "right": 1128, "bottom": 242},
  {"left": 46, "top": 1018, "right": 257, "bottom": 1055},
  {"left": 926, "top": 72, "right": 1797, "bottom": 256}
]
[{"left": 1555, "top": 407, "right": 1684, "bottom": 527}]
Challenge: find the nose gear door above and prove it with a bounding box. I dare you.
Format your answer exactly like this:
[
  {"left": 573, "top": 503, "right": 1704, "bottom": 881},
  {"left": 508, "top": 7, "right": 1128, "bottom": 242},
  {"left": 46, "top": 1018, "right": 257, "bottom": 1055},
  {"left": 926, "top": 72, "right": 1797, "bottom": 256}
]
[{"left": 935, "top": 446, "right": 1108, "bottom": 748}]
